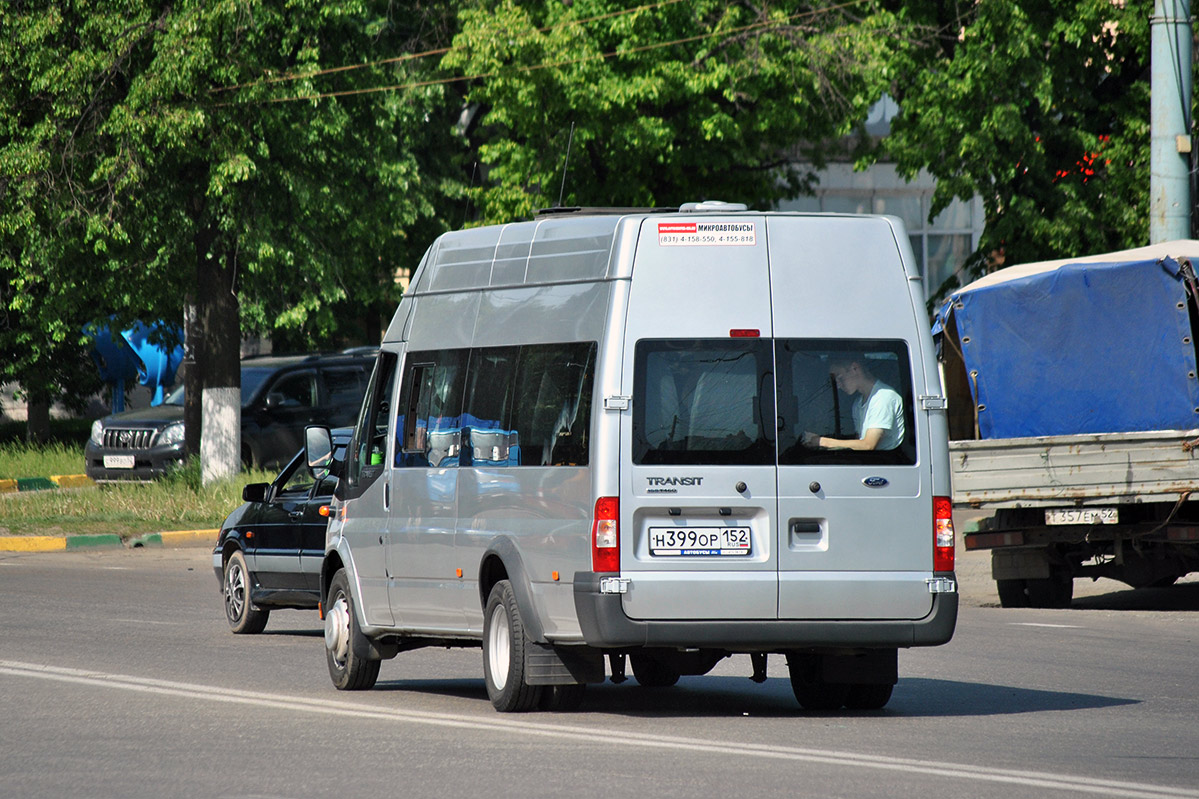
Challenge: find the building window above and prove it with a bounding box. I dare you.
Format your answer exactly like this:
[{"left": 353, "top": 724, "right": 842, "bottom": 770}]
[{"left": 777, "top": 165, "right": 983, "bottom": 305}]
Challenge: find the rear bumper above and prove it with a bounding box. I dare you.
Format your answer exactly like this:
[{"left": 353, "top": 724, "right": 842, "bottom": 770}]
[{"left": 572, "top": 571, "right": 958, "bottom": 650}]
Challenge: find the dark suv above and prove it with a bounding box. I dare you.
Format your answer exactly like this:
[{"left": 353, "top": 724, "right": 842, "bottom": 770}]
[{"left": 84, "top": 349, "right": 375, "bottom": 480}]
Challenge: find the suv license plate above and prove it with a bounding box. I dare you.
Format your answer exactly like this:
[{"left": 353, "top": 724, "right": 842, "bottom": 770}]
[
  {"left": 649, "top": 526, "right": 751, "bottom": 556},
  {"left": 1045, "top": 508, "right": 1118, "bottom": 526},
  {"left": 103, "top": 454, "right": 135, "bottom": 469}
]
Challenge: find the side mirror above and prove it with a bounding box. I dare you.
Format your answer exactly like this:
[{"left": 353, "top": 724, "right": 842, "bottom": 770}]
[
  {"left": 242, "top": 482, "right": 269, "bottom": 503},
  {"left": 306, "top": 425, "right": 334, "bottom": 470}
]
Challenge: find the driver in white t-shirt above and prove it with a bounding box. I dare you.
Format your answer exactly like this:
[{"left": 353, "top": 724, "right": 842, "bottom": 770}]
[{"left": 802, "top": 358, "right": 904, "bottom": 451}]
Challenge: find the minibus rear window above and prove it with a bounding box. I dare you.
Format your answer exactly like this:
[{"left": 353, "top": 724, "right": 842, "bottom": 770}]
[
  {"left": 632, "top": 339, "right": 775, "bottom": 466},
  {"left": 776, "top": 339, "right": 917, "bottom": 466}
]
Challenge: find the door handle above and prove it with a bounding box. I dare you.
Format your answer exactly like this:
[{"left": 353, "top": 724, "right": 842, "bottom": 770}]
[{"left": 384, "top": 481, "right": 390, "bottom": 511}]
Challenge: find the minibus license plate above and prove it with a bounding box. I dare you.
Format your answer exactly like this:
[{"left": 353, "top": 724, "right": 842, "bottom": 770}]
[
  {"left": 103, "top": 455, "right": 135, "bottom": 469},
  {"left": 649, "top": 526, "right": 751, "bottom": 556},
  {"left": 1045, "top": 508, "right": 1118, "bottom": 525}
]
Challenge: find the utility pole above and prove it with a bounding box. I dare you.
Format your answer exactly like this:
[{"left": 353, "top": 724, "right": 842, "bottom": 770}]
[{"left": 1150, "top": 0, "right": 1193, "bottom": 243}]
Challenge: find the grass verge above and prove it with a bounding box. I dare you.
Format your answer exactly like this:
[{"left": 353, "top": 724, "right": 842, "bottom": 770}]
[{"left": 1, "top": 444, "right": 275, "bottom": 538}]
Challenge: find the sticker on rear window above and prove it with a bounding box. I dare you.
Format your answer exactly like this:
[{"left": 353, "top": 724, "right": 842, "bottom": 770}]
[{"left": 658, "top": 221, "right": 756, "bottom": 247}]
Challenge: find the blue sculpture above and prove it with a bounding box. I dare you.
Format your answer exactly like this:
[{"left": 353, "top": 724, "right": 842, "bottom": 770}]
[
  {"left": 85, "top": 320, "right": 184, "bottom": 411},
  {"left": 121, "top": 321, "right": 184, "bottom": 406}
]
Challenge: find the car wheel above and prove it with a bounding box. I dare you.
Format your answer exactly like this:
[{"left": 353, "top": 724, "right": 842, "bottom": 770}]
[
  {"left": 786, "top": 653, "right": 848, "bottom": 711},
  {"left": 482, "top": 580, "right": 542, "bottom": 712},
  {"left": 324, "top": 569, "right": 381, "bottom": 691},
  {"left": 223, "top": 550, "right": 269, "bottom": 634},
  {"left": 630, "top": 654, "right": 680, "bottom": 688}
]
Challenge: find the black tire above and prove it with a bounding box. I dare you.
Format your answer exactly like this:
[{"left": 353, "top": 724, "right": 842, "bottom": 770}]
[
  {"left": 482, "top": 580, "right": 542, "bottom": 712},
  {"left": 630, "top": 654, "right": 681, "bottom": 688},
  {"left": 1026, "top": 571, "right": 1073, "bottom": 609},
  {"left": 539, "top": 684, "right": 587, "bottom": 712},
  {"left": 324, "top": 569, "right": 381, "bottom": 691},
  {"left": 995, "top": 578, "right": 1030, "bottom": 608},
  {"left": 223, "top": 550, "right": 269, "bottom": 634},
  {"left": 786, "top": 653, "right": 848, "bottom": 711},
  {"left": 843, "top": 682, "right": 894, "bottom": 710}
]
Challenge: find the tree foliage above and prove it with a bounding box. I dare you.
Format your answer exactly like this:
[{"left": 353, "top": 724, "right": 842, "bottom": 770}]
[
  {"left": 444, "top": 0, "right": 897, "bottom": 221},
  {"left": 0, "top": 0, "right": 1176, "bottom": 448},
  {"left": 882, "top": 0, "right": 1151, "bottom": 288},
  {"left": 1, "top": 0, "right": 461, "bottom": 444}
]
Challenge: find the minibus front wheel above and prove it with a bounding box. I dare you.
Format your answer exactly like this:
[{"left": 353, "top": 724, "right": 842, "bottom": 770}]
[{"left": 324, "top": 569, "right": 381, "bottom": 691}]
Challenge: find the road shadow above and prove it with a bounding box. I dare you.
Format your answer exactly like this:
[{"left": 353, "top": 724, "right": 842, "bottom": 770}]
[
  {"left": 1071, "top": 582, "right": 1199, "bottom": 611},
  {"left": 887, "top": 677, "right": 1137, "bottom": 717},
  {"left": 370, "top": 674, "right": 1137, "bottom": 718},
  {"left": 261, "top": 628, "right": 323, "bottom": 638}
]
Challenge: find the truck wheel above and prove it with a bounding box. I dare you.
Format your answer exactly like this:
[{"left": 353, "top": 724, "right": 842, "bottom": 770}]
[
  {"left": 324, "top": 569, "right": 381, "bottom": 691},
  {"left": 1026, "top": 571, "right": 1073, "bottom": 609},
  {"left": 786, "top": 653, "right": 848, "bottom": 711},
  {"left": 630, "top": 654, "right": 680, "bottom": 688},
  {"left": 483, "top": 580, "right": 542, "bottom": 712},
  {"left": 223, "top": 550, "right": 269, "bottom": 634},
  {"left": 843, "top": 682, "right": 894, "bottom": 710},
  {"left": 995, "top": 578, "right": 1030, "bottom": 608}
]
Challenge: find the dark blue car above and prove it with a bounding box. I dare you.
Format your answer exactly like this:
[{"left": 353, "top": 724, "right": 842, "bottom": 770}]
[{"left": 213, "top": 429, "right": 351, "bottom": 633}]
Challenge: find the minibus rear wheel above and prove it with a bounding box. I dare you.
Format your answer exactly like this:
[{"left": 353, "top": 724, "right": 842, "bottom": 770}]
[
  {"left": 483, "top": 580, "right": 542, "bottom": 712},
  {"left": 786, "top": 653, "right": 848, "bottom": 711},
  {"left": 630, "top": 654, "right": 680, "bottom": 688}
]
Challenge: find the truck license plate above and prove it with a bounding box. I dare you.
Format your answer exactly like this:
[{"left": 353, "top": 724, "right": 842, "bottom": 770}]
[
  {"left": 103, "top": 454, "right": 135, "bottom": 469},
  {"left": 649, "top": 526, "right": 751, "bottom": 556},
  {"left": 1045, "top": 508, "right": 1118, "bottom": 526}
]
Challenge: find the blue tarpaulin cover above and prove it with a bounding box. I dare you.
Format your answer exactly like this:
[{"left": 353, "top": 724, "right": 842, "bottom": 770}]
[{"left": 935, "top": 249, "right": 1199, "bottom": 439}]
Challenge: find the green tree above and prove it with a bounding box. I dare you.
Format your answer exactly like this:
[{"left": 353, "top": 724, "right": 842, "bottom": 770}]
[
  {"left": 1, "top": 1, "right": 461, "bottom": 467},
  {"left": 881, "top": 0, "right": 1151, "bottom": 295},
  {"left": 443, "top": 0, "right": 899, "bottom": 222}
]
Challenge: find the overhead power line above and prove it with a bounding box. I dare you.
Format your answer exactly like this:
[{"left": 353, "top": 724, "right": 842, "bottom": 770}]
[
  {"left": 222, "top": 1, "right": 865, "bottom": 107},
  {"left": 211, "top": 0, "right": 691, "bottom": 95}
]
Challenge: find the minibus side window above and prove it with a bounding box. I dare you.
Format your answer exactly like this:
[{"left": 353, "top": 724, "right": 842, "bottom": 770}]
[
  {"left": 776, "top": 339, "right": 917, "bottom": 466},
  {"left": 395, "top": 349, "right": 468, "bottom": 468},
  {"left": 461, "top": 347, "right": 519, "bottom": 466},
  {"left": 632, "top": 339, "right": 774, "bottom": 466},
  {"left": 347, "top": 352, "right": 397, "bottom": 495},
  {"left": 510, "top": 342, "right": 596, "bottom": 466}
]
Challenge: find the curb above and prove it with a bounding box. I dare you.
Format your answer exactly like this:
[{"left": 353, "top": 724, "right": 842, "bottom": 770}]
[
  {"left": 0, "top": 528, "right": 218, "bottom": 553},
  {"left": 0, "top": 474, "right": 96, "bottom": 493}
]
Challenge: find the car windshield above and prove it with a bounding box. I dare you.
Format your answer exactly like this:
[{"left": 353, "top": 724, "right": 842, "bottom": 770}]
[{"left": 158, "top": 366, "right": 284, "bottom": 408}]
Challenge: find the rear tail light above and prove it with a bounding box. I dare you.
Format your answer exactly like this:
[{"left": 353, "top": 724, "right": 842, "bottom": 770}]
[
  {"left": 934, "top": 496, "right": 955, "bottom": 572},
  {"left": 592, "top": 496, "right": 620, "bottom": 573}
]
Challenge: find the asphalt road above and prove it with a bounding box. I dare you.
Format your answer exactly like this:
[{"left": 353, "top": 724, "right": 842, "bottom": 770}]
[{"left": 0, "top": 545, "right": 1196, "bottom": 799}]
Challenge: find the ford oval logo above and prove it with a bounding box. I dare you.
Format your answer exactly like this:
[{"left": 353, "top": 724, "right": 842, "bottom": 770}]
[{"left": 862, "top": 476, "right": 889, "bottom": 488}]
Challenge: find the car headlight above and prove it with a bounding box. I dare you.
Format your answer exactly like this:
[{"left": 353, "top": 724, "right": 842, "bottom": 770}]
[
  {"left": 90, "top": 420, "right": 104, "bottom": 446},
  {"left": 157, "top": 422, "right": 185, "bottom": 447}
]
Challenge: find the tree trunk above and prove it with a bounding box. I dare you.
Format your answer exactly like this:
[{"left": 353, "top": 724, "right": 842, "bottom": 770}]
[
  {"left": 25, "top": 393, "right": 50, "bottom": 444},
  {"left": 193, "top": 229, "right": 241, "bottom": 485},
  {"left": 181, "top": 298, "right": 201, "bottom": 461}
]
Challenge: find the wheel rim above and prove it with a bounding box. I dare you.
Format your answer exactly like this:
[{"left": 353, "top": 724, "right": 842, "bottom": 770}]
[
  {"left": 487, "top": 603, "right": 511, "bottom": 691},
  {"left": 224, "top": 561, "right": 246, "bottom": 622},
  {"left": 325, "top": 593, "right": 351, "bottom": 669}
]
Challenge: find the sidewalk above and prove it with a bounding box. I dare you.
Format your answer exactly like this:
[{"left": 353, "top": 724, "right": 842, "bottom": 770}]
[
  {"left": 0, "top": 529, "right": 218, "bottom": 552},
  {"left": 0, "top": 473, "right": 95, "bottom": 493}
]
